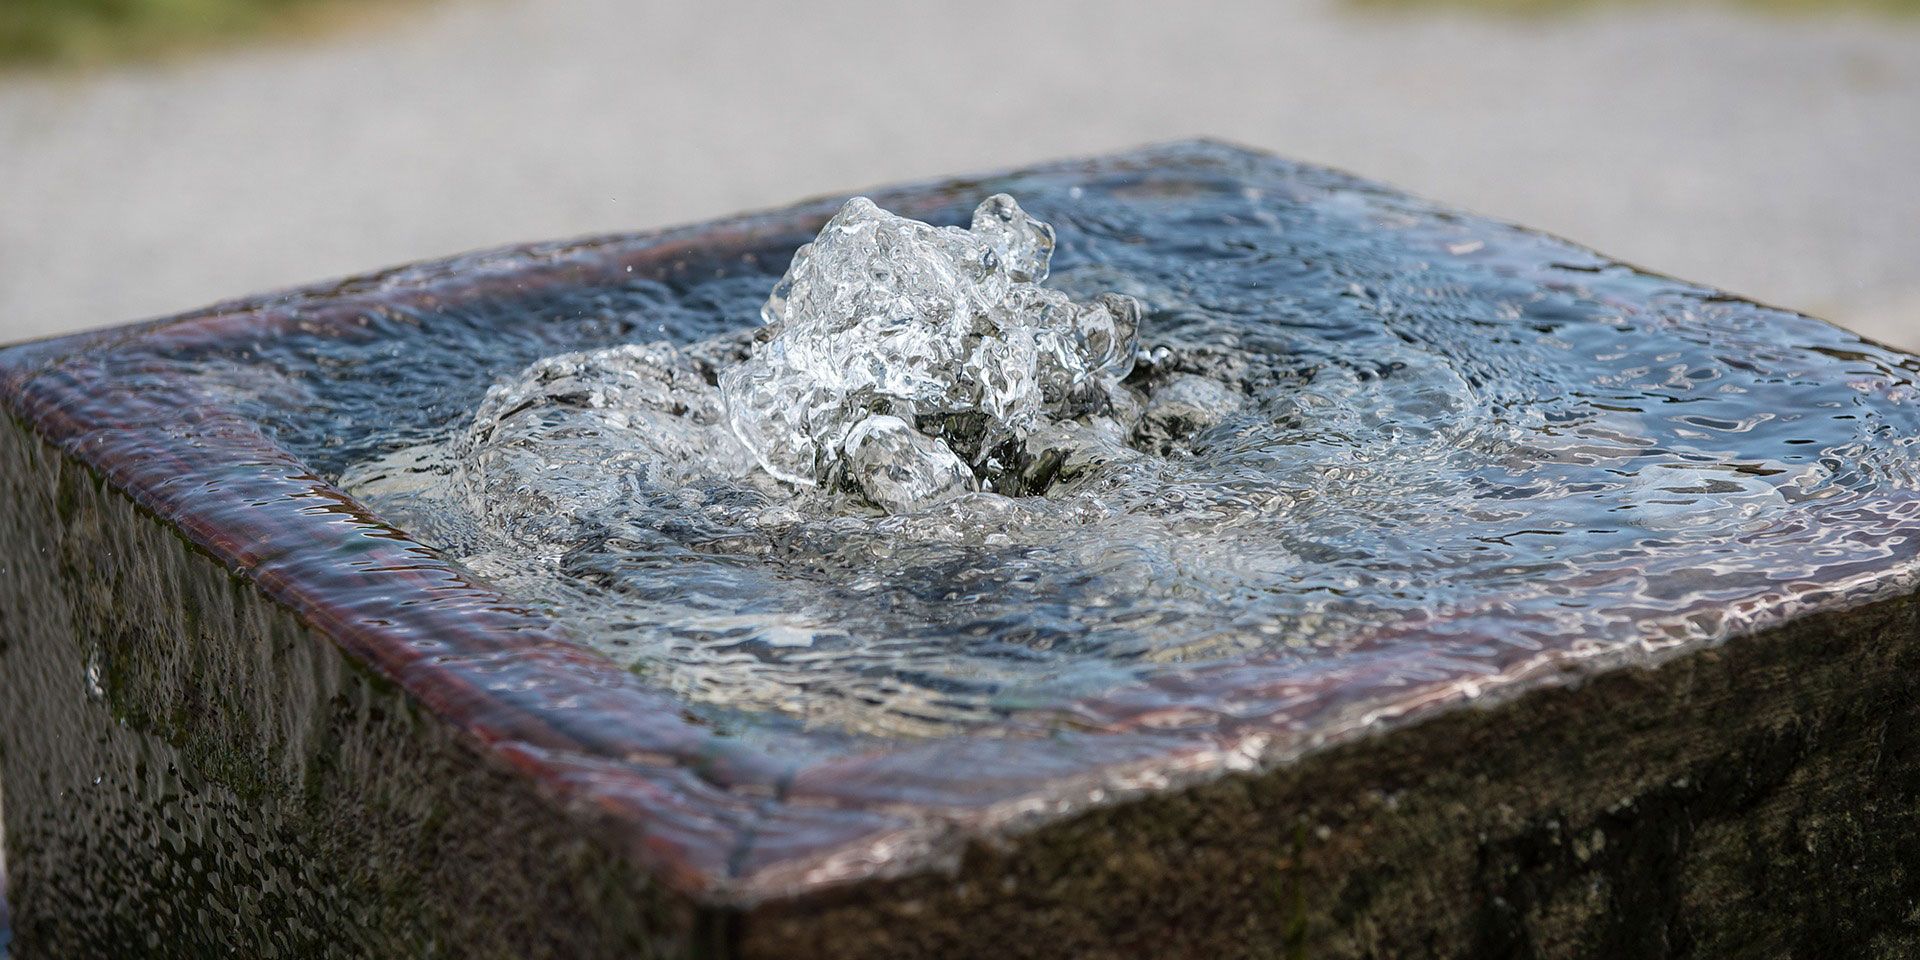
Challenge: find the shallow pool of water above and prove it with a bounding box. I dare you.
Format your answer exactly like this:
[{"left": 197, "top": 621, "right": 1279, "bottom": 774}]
[{"left": 146, "top": 146, "right": 1920, "bottom": 744}]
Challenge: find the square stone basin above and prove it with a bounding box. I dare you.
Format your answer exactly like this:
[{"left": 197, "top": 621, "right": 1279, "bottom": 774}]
[{"left": 6, "top": 141, "right": 1920, "bottom": 958}]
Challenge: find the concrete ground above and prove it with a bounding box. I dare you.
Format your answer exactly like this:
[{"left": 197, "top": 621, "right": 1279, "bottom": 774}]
[{"left": 1, "top": 0, "right": 1917, "bottom": 348}]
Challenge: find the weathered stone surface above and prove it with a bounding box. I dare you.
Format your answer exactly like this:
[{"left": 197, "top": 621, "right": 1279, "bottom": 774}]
[
  {"left": 0, "top": 417, "right": 694, "bottom": 957},
  {"left": 5, "top": 141, "right": 1920, "bottom": 957},
  {"left": 745, "top": 592, "right": 1920, "bottom": 958}
]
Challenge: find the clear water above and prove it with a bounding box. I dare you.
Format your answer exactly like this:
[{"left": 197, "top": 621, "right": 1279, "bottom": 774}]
[
  {"left": 105, "top": 146, "right": 1911, "bottom": 747},
  {"left": 719, "top": 193, "right": 1139, "bottom": 499},
  {"left": 324, "top": 182, "right": 1920, "bottom": 742}
]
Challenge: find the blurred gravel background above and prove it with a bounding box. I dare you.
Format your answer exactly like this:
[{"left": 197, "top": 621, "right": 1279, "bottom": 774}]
[{"left": 2, "top": 0, "right": 1917, "bottom": 347}]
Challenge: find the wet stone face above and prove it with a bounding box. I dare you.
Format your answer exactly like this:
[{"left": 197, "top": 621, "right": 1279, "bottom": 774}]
[{"left": 310, "top": 164, "right": 1920, "bottom": 745}]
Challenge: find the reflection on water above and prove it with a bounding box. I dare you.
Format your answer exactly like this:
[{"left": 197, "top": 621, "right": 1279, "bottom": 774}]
[{"left": 181, "top": 146, "right": 1920, "bottom": 742}]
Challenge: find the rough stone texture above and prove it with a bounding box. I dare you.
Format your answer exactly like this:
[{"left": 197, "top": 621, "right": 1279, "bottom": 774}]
[
  {"left": 0, "top": 417, "right": 698, "bottom": 958},
  {"left": 740, "top": 589, "right": 1920, "bottom": 959}
]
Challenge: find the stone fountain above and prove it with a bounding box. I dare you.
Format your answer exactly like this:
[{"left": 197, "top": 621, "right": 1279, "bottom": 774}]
[{"left": 5, "top": 141, "right": 1920, "bottom": 958}]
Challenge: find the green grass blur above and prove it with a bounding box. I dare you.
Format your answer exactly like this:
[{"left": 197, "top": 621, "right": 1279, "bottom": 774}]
[{"left": 0, "top": 0, "right": 408, "bottom": 67}]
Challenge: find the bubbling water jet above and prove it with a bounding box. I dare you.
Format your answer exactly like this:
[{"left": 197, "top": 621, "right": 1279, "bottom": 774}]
[
  {"left": 720, "top": 194, "right": 1144, "bottom": 511},
  {"left": 334, "top": 167, "right": 1894, "bottom": 744}
]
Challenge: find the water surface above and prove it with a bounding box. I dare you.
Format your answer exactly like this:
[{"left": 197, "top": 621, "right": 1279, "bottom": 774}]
[{"left": 156, "top": 148, "right": 1920, "bottom": 743}]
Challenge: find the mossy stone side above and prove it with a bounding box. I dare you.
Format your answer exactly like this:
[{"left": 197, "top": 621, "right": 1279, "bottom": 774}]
[
  {"left": 741, "top": 590, "right": 1920, "bottom": 958},
  {"left": 0, "top": 415, "right": 704, "bottom": 958}
]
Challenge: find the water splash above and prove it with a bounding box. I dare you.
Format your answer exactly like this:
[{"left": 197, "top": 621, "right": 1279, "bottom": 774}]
[
  {"left": 455, "top": 342, "right": 752, "bottom": 552},
  {"left": 327, "top": 172, "right": 1920, "bottom": 743},
  {"left": 721, "top": 194, "right": 1141, "bottom": 508}
]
